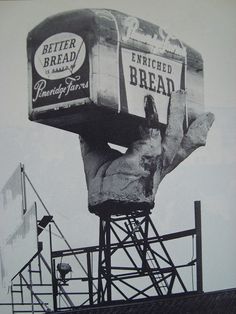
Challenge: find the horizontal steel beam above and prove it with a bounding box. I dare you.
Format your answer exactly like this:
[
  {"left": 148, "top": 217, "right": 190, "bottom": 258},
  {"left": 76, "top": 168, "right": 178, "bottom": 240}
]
[{"left": 52, "top": 228, "right": 196, "bottom": 258}]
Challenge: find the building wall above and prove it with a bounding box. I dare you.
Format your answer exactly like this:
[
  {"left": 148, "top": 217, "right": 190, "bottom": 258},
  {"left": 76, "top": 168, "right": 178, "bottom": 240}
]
[{"left": 52, "top": 288, "right": 236, "bottom": 314}]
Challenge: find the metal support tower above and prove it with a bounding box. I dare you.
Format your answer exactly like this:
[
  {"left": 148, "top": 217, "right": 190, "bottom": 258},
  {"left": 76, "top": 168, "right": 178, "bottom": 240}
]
[
  {"left": 96, "top": 207, "right": 201, "bottom": 304},
  {"left": 50, "top": 201, "right": 202, "bottom": 311}
]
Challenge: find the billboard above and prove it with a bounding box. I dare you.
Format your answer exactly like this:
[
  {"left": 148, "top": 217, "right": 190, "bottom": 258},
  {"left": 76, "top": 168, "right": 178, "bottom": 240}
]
[
  {"left": 0, "top": 166, "right": 38, "bottom": 293},
  {"left": 28, "top": 9, "right": 203, "bottom": 146}
]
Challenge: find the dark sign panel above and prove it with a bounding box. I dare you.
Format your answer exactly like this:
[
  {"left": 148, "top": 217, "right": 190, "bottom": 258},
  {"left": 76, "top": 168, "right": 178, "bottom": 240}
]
[{"left": 30, "top": 31, "right": 89, "bottom": 109}]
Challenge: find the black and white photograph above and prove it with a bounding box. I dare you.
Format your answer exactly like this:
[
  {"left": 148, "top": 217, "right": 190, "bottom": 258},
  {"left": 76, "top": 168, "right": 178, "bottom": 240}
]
[{"left": 0, "top": 0, "right": 236, "bottom": 313}]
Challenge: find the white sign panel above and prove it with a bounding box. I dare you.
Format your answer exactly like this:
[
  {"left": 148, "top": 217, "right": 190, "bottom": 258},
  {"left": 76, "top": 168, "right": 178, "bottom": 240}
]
[
  {"left": 0, "top": 166, "right": 38, "bottom": 293},
  {"left": 121, "top": 48, "right": 184, "bottom": 124},
  {"left": 34, "top": 32, "right": 86, "bottom": 80}
]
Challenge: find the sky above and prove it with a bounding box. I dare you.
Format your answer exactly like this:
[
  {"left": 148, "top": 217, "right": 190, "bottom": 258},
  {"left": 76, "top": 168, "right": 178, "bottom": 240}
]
[{"left": 0, "top": 0, "right": 236, "bottom": 311}]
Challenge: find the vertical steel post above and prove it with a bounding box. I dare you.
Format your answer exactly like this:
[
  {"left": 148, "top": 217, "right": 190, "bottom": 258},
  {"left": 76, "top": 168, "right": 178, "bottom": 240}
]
[
  {"left": 19, "top": 274, "right": 24, "bottom": 304},
  {"left": 49, "top": 224, "right": 58, "bottom": 311},
  {"left": 87, "top": 252, "right": 94, "bottom": 305},
  {"left": 105, "top": 217, "right": 112, "bottom": 302},
  {"left": 97, "top": 217, "right": 103, "bottom": 303},
  {"left": 10, "top": 283, "right": 15, "bottom": 314},
  {"left": 28, "top": 264, "right": 34, "bottom": 314},
  {"left": 195, "top": 200, "right": 203, "bottom": 293},
  {"left": 142, "top": 214, "right": 149, "bottom": 270}
]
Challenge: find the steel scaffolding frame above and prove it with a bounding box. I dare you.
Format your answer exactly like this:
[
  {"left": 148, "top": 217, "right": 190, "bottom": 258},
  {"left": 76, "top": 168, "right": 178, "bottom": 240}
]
[
  {"left": 51, "top": 201, "right": 202, "bottom": 311},
  {"left": 2, "top": 165, "right": 202, "bottom": 313}
]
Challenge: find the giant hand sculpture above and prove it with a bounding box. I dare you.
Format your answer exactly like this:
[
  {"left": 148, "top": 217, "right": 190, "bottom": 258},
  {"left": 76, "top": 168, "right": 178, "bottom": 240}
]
[{"left": 80, "top": 91, "right": 214, "bottom": 215}]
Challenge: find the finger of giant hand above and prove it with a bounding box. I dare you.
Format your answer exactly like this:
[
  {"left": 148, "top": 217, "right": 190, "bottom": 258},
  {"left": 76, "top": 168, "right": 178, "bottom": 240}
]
[
  {"left": 144, "top": 95, "right": 160, "bottom": 129},
  {"left": 161, "top": 90, "right": 186, "bottom": 168},
  {"left": 162, "top": 112, "right": 215, "bottom": 176}
]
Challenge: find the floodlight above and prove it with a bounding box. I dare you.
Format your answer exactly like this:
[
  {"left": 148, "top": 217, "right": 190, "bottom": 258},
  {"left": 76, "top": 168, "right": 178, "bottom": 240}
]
[{"left": 57, "top": 263, "right": 72, "bottom": 282}]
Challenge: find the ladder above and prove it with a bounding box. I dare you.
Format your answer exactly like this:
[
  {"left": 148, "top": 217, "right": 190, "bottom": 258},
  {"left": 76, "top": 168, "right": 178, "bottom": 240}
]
[{"left": 125, "top": 215, "right": 169, "bottom": 296}]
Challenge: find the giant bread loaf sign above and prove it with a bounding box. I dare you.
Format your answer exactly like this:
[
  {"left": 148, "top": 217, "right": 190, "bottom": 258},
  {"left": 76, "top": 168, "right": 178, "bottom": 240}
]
[{"left": 27, "top": 9, "right": 204, "bottom": 146}]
